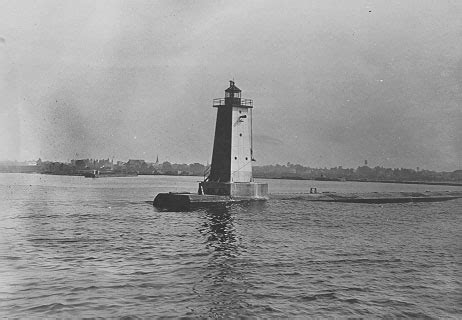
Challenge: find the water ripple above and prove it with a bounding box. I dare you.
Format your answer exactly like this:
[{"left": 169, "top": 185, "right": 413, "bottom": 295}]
[{"left": 0, "top": 174, "right": 461, "bottom": 318}]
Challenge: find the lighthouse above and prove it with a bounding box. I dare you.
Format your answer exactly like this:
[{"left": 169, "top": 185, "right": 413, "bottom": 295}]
[
  {"left": 199, "top": 81, "right": 268, "bottom": 198},
  {"left": 208, "top": 80, "right": 252, "bottom": 183},
  {"left": 154, "top": 80, "right": 267, "bottom": 209}
]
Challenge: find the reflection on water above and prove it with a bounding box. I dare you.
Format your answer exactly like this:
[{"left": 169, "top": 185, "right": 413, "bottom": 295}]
[
  {"left": 194, "top": 201, "right": 268, "bottom": 318},
  {"left": 200, "top": 206, "right": 237, "bottom": 254},
  {"left": 197, "top": 205, "right": 245, "bottom": 318}
]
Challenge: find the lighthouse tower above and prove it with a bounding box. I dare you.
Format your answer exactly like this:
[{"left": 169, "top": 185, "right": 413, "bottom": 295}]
[
  {"left": 153, "top": 80, "right": 268, "bottom": 208},
  {"left": 200, "top": 81, "right": 268, "bottom": 198}
]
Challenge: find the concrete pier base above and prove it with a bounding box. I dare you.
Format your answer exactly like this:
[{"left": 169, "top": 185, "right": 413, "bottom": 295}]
[
  {"left": 153, "top": 182, "right": 268, "bottom": 210},
  {"left": 153, "top": 192, "right": 266, "bottom": 210},
  {"left": 199, "top": 181, "right": 268, "bottom": 198}
]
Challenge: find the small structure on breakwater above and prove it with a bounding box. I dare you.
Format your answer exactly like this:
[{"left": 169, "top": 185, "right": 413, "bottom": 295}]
[{"left": 154, "top": 81, "right": 268, "bottom": 209}]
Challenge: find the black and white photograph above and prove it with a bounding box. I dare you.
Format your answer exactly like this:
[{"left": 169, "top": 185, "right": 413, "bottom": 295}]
[{"left": 1, "top": 0, "right": 461, "bottom": 318}]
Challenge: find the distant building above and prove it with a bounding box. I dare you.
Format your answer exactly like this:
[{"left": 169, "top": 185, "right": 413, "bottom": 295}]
[
  {"left": 125, "top": 159, "right": 148, "bottom": 173},
  {"left": 73, "top": 159, "right": 88, "bottom": 169}
]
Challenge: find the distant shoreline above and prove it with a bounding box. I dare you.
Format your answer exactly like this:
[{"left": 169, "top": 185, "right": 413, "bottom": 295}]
[{"left": 1, "top": 171, "right": 461, "bottom": 187}]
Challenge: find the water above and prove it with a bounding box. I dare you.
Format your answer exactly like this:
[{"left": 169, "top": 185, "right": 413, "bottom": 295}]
[{"left": 0, "top": 173, "right": 461, "bottom": 318}]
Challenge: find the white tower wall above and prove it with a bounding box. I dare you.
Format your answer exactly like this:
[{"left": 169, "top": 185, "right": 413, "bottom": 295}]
[{"left": 230, "top": 106, "right": 252, "bottom": 182}]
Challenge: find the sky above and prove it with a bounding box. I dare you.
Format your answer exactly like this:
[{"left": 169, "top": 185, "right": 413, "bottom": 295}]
[{"left": 1, "top": 0, "right": 461, "bottom": 171}]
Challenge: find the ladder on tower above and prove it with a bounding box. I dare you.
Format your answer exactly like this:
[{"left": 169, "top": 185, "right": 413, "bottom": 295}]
[{"left": 203, "top": 164, "right": 211, "bottom": 181}]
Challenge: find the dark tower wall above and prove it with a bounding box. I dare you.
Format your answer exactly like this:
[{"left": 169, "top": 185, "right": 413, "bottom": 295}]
[{"left": 208, "top": 104, "right": 232, "bottom": 182}]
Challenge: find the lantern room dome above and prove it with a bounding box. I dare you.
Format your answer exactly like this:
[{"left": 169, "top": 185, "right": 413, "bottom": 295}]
[{"left": 225, "top": 80, "right": 241, "bottom": 93}]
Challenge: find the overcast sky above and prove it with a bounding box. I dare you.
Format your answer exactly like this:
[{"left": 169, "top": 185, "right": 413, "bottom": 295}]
[{"left": 1, "top": 0, "right": 461, "bottom": 170}]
